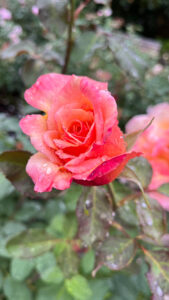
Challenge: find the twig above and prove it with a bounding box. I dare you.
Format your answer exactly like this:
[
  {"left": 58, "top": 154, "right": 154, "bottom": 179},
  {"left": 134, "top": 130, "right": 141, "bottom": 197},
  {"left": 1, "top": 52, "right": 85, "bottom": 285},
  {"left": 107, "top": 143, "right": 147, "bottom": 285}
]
[
  {"left": 62, "top": 0, "right": 75, "bottom": 74},
  {"left": 107, "top": 182, "right": 117, "bottom": 211},
  {"left": 74, "top": 0, "right": 91, "bottom": 20}
]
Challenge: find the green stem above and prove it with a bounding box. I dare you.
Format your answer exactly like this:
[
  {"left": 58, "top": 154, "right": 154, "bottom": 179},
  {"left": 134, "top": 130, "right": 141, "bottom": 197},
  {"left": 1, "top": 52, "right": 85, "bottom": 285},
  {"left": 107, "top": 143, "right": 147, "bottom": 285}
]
[
  {"left": 62, "top": 0, "right": 75, "bottom": 74},
  {"left": 107, "top": 182, "right": 117, "bottom": 211}
]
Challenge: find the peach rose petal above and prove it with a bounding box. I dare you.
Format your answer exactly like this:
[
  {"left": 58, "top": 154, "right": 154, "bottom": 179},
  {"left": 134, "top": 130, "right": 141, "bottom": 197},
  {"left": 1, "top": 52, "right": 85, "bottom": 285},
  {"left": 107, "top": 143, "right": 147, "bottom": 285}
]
[
  {"left": 80, "top": 79, "right": 118, "bottom": 143},
  {"left": 20, "top": 115, "right": 59, "bottom": 163},
  {"left": 26, "top": 152, "right": 72, "bottom": 192},
  {"left": 86, "top": 151, "right": 140, "bottom": 185},
  {"left": 24, "top": 73, "right": 71, "bottom": 112}
]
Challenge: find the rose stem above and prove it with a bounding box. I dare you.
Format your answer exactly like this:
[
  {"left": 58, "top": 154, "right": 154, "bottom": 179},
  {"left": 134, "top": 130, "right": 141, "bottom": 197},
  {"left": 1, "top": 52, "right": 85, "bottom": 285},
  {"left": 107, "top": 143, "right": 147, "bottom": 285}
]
[
  {"left": 62, "top": 0, "right": 75, "bottom": 74},
  {"left": 107, "top": 182, "right": 117, "bottom": 211}
]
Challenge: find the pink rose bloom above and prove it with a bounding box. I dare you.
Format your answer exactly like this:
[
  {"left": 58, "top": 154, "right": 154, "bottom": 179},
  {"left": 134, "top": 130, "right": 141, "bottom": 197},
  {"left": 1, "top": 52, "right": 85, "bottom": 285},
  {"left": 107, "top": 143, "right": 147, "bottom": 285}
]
[
  {"left": 31, "top": 6, "right": 39, "bottom": 16},
  {"left": 126, "top": 103, "right": 169, "bottom": 210},
  {"left": 20, "top": 73, "right": 138, "bottom": 192},
  {"left": 0, "top": 8, "right": 12, "bottom": 20},
  {"left": 9, "top": 25, "right": 22, "bottom": 44}
]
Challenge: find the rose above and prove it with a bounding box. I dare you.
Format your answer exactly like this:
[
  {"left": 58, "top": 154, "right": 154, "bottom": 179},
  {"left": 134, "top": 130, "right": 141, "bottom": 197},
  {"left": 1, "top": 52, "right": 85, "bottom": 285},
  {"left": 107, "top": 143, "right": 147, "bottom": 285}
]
[
  {"left": 126, "top": 103, "right": 169, "bottom": 210},
  {"left": 20, "top": 73, "right": 138, "bottom": 192}
]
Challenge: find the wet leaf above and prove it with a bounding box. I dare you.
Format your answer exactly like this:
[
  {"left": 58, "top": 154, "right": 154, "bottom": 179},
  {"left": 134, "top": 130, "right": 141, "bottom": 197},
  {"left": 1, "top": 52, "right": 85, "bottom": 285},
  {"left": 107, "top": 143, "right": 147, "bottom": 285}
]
[
  {"left": 11, "top": 258, "right": 35, "bottom": 281},
  {"left": 4, "top": 276, "right": 32, "bottom": 300},
  {"left": 124, "top": 118, "right": 154, "bottom": 151},
  {"left": 0, "top": 41, "right": 35, "bottom": 59},
  {"left": 0, "top": 150, "right": 32, "bottom": 194},
  {"left": 119, "top": 165, "right": 149, "bottom": 207},
  {"left": 76, "top": 187, "right": 113, "bottom": 246},
  {"left": 56, "top": 244, "right": 79, "bottom": 278},
  {"left": 143, "top": 248, "right": 169, "bottom": 300},
  {"left": 128, "top": 157, "right": 152, "bottom": 189},
  {"left": 6, "top": 229, "right": 57, "bottom": 258},
  {"left": 37, "top": 0, "right": 68, "bottom": 35},
  {"left": 94, "top": 236, "right": 136, "bottom": 274},
  {"left": 65, "top": 275, "right": 92, "bottom": 300},
  {"left": 36, "top": 252, "right": 64, "bottom": 284},
  {"left": 136, "top": 195, "right": 166, "bottom": 242},
  {"left": 81, "top": 249, "right": 95, "bottom": 274}
]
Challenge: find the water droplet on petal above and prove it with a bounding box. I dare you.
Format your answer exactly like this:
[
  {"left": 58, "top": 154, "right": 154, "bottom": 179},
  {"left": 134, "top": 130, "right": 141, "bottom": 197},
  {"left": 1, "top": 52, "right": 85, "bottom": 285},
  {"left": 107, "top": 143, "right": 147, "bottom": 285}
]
[{"left": 46, "top": 167, "right": 52, "bottom": 174}]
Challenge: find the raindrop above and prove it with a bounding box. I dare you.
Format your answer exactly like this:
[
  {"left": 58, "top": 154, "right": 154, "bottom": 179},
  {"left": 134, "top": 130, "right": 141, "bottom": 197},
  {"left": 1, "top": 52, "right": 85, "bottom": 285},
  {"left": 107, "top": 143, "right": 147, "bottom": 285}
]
[
  {"left": 85, "top": 199, "right": 92, "bottom": 209},
  {"left": 156, "top": 286, "right": 163, "bottom": 297},
  {"left": 147, "top": 218, "right": 153, "bottom": 226},
  {"left": 141, "top": 202, "right": 147, "bottom": 208},
  {"left": 46, "top": 167, "right": 52, "bottom": 174}
]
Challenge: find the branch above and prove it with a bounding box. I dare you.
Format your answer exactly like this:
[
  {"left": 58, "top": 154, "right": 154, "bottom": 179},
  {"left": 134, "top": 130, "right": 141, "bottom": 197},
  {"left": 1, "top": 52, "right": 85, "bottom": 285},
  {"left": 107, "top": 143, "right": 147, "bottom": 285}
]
[
  {"left": 74, "top": 0, "right": 91, "bottom": 20},
  {"left": 62, "top": 0, "right": 75, "bottom": 74}
]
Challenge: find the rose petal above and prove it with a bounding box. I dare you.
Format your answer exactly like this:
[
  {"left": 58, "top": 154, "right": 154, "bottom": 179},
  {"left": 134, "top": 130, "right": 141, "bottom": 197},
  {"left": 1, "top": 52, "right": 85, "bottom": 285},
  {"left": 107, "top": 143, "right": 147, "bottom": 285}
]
[
  {"left": 80, "top": 79, "right": 118, "bottom": 143},
  {"left": 24, "top": 73, "right": 71, "bottom": 112},
  {"left": 67, "top": 157, "right": 105, "bottom": 180},
  {"left": 85, "top": 151, "right": 140, "bottom": 185},
  {"left": 20, "top": 115, "right": 59, "bottom": 163},
  {"left": 26, "top": 152, "right": 72, "bottom": 192},
  {"left": 19, "top": 114, "right": 47, "bottom": 135},
  {"left": 125, "top": 115, "right": 151, "bottom": 134}
]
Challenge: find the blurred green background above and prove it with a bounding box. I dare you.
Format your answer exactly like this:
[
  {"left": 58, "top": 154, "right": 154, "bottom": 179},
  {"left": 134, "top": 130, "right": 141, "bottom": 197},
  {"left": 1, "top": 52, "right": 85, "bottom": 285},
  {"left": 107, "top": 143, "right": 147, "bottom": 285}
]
[{"left": 0, "top": 0, "right": 169, "bottom": 299}]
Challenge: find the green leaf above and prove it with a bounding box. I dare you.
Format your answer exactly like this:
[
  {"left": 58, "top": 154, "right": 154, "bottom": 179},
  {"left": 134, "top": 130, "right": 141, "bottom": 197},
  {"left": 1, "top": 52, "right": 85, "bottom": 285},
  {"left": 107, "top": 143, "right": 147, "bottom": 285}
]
[
  {"left": 109, "top": 33, "right": 153, "bottom": 79},
  {"left": 94, "top": 236, "right": 136, "bottom": 274},
  {"left": 0, "top": 41, "right": 35, "bottom": 59},
  {"left": 37, "top": 0, "right": 68, "bottom": 35},
  {"left": 0, "top": 150, "right": 33, "bottom": 195},
  {"left": 0, "top": 172, "right": 14, "bottom": 200},
  {"left": 6, "top": 229, "right": 57, "bottom": 258},
  {"left": 0, "top": 271, "right": 3, "bottom": 290},
  {"left": 81, "top": 249, "right": 95, "bottom": 274},
  {"left": 0, "top": 222, "right": 26, "bottom": 258},
  {"left": 36, "top": 252, "right": 64, "bottom": 284},
  {"left": 89, "top": 278, "right": 112, "bottom": 300},
  {"left": 47, "top": 214, "right": 77, "bottom": 239},
  {"left": 56, "top": 244, "right": 79, "bottom": 277},
  {"left": 3, "top": 276, "right": 32, "bottom": 300},
  {"left": 136, "top": 195, "right": 166, "bottom": 242},
  {"left": 15, "top": 201, "right": 42, "bottom": 222},
  {"left": 65, "top": 275, "right": 92, "bottom": 300},
  {"left": 119, "top": 165, "right": 149, "bottom": 207},
  {"left": 158, "top": 183, "right": 169, "bottom": 196},
  {"left": 71, "top": 32, "right": 98, "bottom": 65},
  {"left": 36, "top": 285, "right": 73, "bottom": 300},
  {"left": 76, "top": 187, "right": 113, "bottom": 246},
  {"left": 124, "top": 118, "right": 154, "bottom": 151},
  {"left": 10, "top": 258, "right": 35, "bottom": 281},
  {"left": 62, "top": 183, "right": 82, "bottom": 212},
  {"left": 21, "top": 59, "right": 45, "bottom": 88},
  {"left": 143, "top": 248, "right": 169, "bottom": 299},
  {"left": 128, "top": 157, "right": 153, "bottom": 189}
]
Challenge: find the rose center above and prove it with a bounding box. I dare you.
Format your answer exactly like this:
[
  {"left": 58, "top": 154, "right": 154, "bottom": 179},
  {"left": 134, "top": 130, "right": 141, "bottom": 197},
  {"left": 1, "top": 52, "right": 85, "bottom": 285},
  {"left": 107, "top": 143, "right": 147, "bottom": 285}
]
[{"left": 69, "top": 120, "right": 82, "bottom": 135}]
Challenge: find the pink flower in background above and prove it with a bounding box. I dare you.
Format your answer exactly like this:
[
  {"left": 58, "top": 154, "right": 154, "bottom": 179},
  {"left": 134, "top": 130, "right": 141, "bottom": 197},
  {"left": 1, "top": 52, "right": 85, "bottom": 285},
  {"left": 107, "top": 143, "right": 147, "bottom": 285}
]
[
  {"left": 126, "top": 103, "right": 169, "bottom": 210},
  {"left": 9, "top": 25, "right": 22, "bottom": 44},
  {"left": 0, "top": 8, "right": 12, "bottom": 20},
  {"left": 31, "top": 6, "right": 39, "bottom": 16},
  {"left": 20, "top": 73, "right": 138, "bottom": 192}
]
